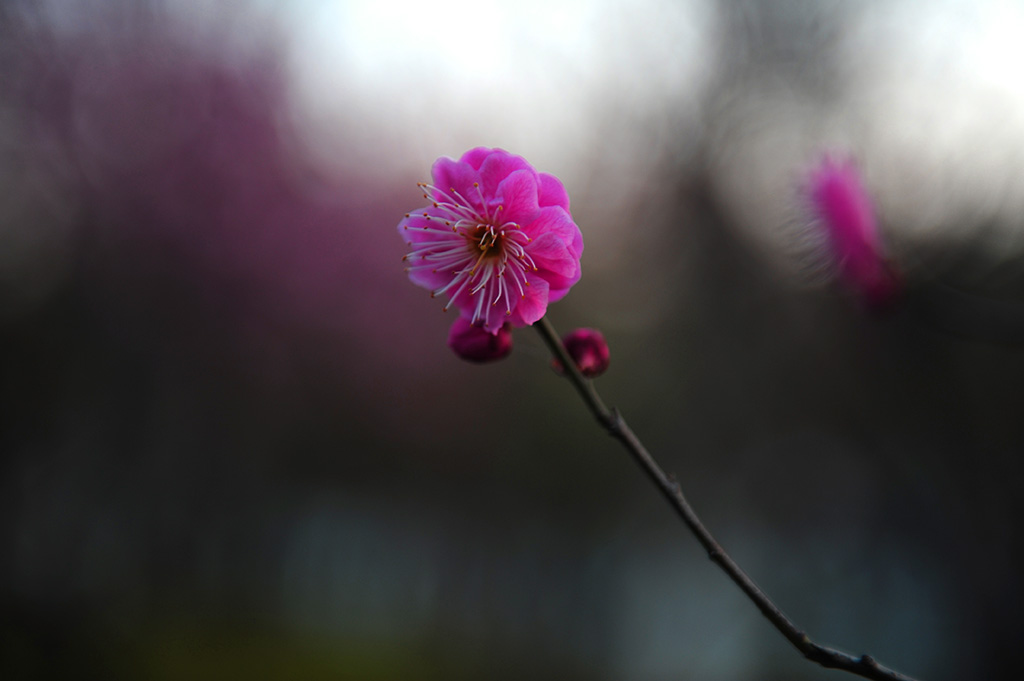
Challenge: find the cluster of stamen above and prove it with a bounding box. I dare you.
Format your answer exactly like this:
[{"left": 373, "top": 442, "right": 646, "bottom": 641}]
[{"left": 403, "top": 181, "right": 537, "bottom": 325}]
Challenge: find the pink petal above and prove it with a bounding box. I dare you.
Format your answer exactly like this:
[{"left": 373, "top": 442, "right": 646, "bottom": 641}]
[
  {"left": 454, "top": 298, "right": 508, "bottom": 335},
  {"left": 541, "top": 263, "right": 582, "bottom": 304},
  {"left": 399, "top": 211, "right": 462, "bottom": 290},
  {"left": 407, "top": 265, "right": 453, "bottom": 291},
  {"left": 482, "top": 306, "right": 510, "bottom": 334},
  {"left": 448, "top": 285, "right": 509, "bottom": 334},
  {"left": 523, "top": 206, "right": 583, "bottom": 259},
  {"left": 496, "top": 169, "right": 540, "bottom": 225},
  {"left": 459, "top": 147, "right": 494, "bottom": 170},
  {"left": 431, "top": 156, "right": 481, "bottom": 208},
  {"left": 478, "top": 150, "right": 537, "bottom": 200},
  {"left": 538, "top": 172, "right": 570, "bottom": 211},
  {"left": 546, "top": 283, "right": 574, "bottom": 304},
  {"left": 399, "top": 214, "right": 460, "bottom": 254},
  {"left": 510, "top": 275, "right": 550, "bottom": 326},
  {"left": 399, "top": 209, "right": 452, "bottom": 239},
  {"left": 528, "top": 232, "right": 578, "bottom": 277}
]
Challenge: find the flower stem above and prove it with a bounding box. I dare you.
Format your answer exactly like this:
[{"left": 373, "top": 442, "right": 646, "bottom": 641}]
[{"left": 534, "top": 316, "right": 922, "bottom": 681}]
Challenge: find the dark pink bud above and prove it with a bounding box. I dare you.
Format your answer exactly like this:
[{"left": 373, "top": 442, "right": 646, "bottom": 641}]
[
  {"left": 447, "top": 317, "right": 512, "bottom": 363},
  {"left": 554, "top": 328, "right": 610, "bottom": 377}
]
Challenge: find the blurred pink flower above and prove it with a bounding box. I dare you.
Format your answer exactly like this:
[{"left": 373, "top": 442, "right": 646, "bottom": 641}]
[
  {"left": 399, "top": 148, "right": 583, "bottom": 335},
  {"left": 804, "top": 155, "right": 900, "bottom": 308},
  {"left": 448, "top": 317, "right": 513, "bottom": 363},
  {"left": 553, "top": 327, "right": 610, "bottom": 377}
]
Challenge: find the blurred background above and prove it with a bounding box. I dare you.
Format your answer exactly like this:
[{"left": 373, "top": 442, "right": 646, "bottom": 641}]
[{"left": 2, "top": 0, "right": 1023, "bottom": 679}]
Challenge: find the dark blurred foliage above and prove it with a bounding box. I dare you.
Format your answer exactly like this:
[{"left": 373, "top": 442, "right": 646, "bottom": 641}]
[{"left": 2, "top": 1, "right": 1023, "bottom": 680}]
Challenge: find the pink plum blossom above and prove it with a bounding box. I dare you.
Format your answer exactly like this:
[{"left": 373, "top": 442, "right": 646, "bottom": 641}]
[
  {"left": 399, "top": 148, "right": 583, "bottom": 337},
  {"left": 804, "top": 155, "right": 900, "bottom": 308},
  {"left": 448, "top": 317, "right": 513, "bottom": 362},
  {"left": 552, "top": 328, "right": 610, "bottom": 378}
]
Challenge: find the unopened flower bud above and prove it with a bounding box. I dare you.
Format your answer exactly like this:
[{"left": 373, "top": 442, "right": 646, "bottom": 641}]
[
  {"left": 553, "top": 327, "right": 610, "bottom": 377},
  {"left": 447, "top": 317, "right": 512, "bottom": 363}
]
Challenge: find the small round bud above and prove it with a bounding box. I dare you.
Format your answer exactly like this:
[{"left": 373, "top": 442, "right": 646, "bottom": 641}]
[
  {"left": 553, "top": 327, "right": 610, "bottom": 377},
  {"left": 448, "top": 317, "right": 512, "bottom": 363}
]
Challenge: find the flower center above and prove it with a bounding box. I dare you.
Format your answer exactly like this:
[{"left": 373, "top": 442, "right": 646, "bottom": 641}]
[
  {"left": 403, "top": 181, "right": 539, "bottom": 326},
  {"left": 470, "top": 223, "right": 504, "bottom": 260}
]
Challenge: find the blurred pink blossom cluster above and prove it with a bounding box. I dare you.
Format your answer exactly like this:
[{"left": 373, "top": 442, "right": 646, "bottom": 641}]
[
  {"left": 3, "top": 13, "right": 437, "bottom": 397},
  {"left": 803, "top": 155, "right": 900, "bottom": 308}
]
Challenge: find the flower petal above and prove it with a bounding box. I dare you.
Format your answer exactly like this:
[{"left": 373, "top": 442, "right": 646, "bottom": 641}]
[
  {"left": 399, "top": 213, "right": 460, "bottom": 253},
  {"left": 399, "top": 209, "right": 452, "bottom": 236},
  {"left": 431, "top": 156, "right": 481, "bottom": 209},
  {"left": 399, "top": 209, "right": 469, "bottom": 291},
  {"left": 459, "top": 147, "right": 494, "bottom": 170},
  {"left": 510, "top": 275, "right": 550, "bottom": 326},
  {"left": 496, "top": 169, "right": 540, "bottom": 225},
  {"left": 407, "top": 264, "right": 454, "bottom": 291},
  {"left": 528, "top": 232, "right": 579, "bottom": 278},
  {"left": 546, "top": 282, "right": 575, "bottom": 304},
  {"left": 538, "top": 172, "right": 570, "bottom": 211},
  {"left": 478, "top": 149, "right": 537, "bottom": 200},
  {"left": 522, "top": 206, "right": 583, "bottom": 259},
  {"left": 539, "top": 267, "right": 581, "bottom": 305}
]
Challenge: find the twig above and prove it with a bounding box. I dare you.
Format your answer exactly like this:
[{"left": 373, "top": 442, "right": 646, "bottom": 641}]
[{"left": 534, "top": 316, "right": 922, "bottom": 681}]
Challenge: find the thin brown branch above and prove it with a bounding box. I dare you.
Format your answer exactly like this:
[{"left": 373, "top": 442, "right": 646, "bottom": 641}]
[{"left": 534, "top": 316, "right": 922, "bottom": 681}]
